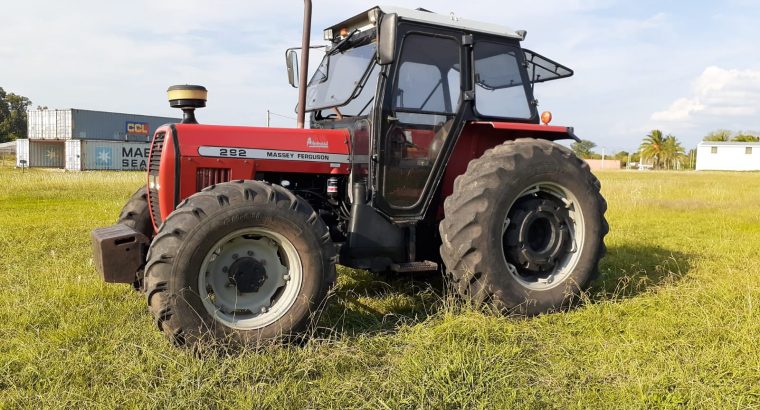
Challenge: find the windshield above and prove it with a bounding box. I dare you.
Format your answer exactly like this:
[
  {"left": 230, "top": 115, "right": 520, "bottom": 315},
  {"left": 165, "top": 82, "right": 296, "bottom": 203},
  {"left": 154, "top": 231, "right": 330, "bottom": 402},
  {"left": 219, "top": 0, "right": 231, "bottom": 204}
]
[{"left": 305, "top": 43, "right": 377, "bottom": 112}]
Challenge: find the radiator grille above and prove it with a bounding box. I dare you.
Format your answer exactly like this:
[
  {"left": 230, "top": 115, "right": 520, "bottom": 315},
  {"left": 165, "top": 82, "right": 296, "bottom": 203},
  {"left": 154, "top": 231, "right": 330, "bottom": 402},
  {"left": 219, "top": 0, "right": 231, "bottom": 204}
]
[
  {"left": 196, "top": 168, "right": 231, "bottom": 191},
  {"left": 147, "top": 132, "right": 165, "bottom": 227}
]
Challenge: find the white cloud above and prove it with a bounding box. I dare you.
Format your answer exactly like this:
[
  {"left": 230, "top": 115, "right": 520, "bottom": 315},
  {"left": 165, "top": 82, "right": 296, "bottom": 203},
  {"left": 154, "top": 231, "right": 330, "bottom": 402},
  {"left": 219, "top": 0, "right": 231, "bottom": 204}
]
[
  {"left": 652, "top": 66, "right": 760, "bottom": 122},
  {"left": 651, "top": 98, "right": 705, "bottom": 122}
]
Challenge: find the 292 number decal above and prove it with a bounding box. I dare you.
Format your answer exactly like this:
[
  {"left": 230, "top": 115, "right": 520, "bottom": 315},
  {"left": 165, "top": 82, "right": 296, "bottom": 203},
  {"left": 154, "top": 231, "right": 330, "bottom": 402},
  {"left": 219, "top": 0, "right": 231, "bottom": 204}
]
[{"left": 218, "top": 148, "right": 247, "bottom": 157}]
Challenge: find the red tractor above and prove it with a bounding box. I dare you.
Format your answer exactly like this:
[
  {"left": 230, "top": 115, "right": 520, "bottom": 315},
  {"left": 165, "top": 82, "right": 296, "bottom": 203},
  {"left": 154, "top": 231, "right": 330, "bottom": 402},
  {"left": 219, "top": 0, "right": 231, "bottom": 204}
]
[{"left": 93, "top": 3, "right": 607, "bottom": 348}]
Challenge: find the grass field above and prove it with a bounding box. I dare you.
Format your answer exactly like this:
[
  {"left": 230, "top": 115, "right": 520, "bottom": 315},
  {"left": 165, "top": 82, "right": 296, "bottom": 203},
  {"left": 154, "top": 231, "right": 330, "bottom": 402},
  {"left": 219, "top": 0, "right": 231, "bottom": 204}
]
[{"left": 0, "top": 165, "right": 758, "bottom": 409}]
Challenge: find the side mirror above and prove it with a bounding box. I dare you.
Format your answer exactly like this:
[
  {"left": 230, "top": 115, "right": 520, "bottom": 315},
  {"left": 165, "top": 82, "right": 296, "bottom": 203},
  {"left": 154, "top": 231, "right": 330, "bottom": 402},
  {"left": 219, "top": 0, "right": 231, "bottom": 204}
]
[
  {"left": 377, "top": 13, "right": 398, "bottom": 65},
  {"left": 286, "top": 49, "right": 299, "bottom": 88}
]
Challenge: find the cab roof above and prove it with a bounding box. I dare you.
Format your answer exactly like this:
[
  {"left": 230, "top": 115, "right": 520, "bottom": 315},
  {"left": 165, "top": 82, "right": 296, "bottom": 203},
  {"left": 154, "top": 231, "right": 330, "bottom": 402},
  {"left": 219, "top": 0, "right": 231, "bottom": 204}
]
[{"left": 327, "top": 5, "right": 523, "bottom": 40}]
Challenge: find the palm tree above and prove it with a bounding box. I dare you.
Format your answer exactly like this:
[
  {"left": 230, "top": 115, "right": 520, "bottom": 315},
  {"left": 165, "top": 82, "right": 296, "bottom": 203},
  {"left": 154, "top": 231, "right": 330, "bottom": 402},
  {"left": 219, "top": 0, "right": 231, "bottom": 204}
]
[
  {"left": 661, "top": 135, "right": 687, "bottom": 170},
  {"left": 640, "top": 129, "right": 666, "bottom": 169}
]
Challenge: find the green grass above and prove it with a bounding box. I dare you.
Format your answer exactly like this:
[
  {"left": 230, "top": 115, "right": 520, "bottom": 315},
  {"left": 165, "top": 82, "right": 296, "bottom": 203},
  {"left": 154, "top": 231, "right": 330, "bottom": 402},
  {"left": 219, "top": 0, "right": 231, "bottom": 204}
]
[{"left": 0, "top": 166, "right": 758, "bottom": 409}]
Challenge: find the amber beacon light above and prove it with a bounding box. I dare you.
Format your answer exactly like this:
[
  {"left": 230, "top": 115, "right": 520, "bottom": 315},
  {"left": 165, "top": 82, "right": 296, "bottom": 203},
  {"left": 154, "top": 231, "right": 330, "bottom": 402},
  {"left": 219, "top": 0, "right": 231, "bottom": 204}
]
[{"left": 541, "top": 111, "right": 553, "bottom": 125}]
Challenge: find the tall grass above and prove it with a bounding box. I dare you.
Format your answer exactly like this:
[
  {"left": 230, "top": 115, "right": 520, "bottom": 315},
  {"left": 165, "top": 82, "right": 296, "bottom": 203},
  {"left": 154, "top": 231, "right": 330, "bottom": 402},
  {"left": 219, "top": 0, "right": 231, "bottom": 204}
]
[{"left": 0, "top": 166, "right": 758, "bottom": 409}]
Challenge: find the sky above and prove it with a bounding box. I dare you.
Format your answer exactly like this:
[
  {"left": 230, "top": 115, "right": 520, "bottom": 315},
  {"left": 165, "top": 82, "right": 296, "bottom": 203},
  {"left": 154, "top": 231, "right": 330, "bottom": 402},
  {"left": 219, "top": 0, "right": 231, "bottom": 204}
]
[{"left": 2, "top": 0, "right": 759, "bottom": 153}]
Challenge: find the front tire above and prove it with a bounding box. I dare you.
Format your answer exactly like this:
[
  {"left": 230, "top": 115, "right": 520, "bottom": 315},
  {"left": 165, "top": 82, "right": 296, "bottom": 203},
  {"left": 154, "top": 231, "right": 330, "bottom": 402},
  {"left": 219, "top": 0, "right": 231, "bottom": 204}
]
[
  {"left": 116, "top": 187, "right": 154, "bottom": 291},
  {"left": 439, "top": 139, "right": 608, "bottom": 315},
  {"left": 144, "top": 180, "right": 336, "bottom": 348}
]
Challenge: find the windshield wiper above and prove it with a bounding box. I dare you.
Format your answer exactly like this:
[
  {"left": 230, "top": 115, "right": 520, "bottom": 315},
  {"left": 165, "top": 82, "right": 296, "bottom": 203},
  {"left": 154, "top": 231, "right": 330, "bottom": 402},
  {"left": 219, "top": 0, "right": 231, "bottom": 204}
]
[{"left": 329, "top": 29, "right": 359, "bottom": 56}]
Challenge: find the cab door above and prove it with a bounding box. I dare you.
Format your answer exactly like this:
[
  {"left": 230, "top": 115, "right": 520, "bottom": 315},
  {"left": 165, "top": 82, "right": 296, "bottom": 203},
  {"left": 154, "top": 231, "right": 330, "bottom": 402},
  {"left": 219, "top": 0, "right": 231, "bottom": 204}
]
[{"left": 374, "top": 26, "right": 464, "bottom": 219}]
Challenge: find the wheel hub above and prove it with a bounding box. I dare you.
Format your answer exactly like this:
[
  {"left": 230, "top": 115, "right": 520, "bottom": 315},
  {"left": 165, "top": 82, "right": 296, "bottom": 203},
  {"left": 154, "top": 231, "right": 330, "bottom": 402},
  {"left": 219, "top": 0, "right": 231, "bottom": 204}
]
[
  {"left": 199, "top": 231, "right": 301, "bottom": 330},
  {"left": 504, "top": 197, "right": 571, "bottom": 273},
  {"left": 228, "top": 257, "right": 268, "bottom": 293}
]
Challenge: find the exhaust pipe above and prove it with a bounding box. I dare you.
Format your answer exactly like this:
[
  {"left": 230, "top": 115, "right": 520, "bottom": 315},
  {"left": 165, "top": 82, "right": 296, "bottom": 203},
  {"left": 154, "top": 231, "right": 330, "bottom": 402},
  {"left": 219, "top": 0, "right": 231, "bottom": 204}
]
[{"left": 297, "top": 0, "right": 312, "bottom": 129}]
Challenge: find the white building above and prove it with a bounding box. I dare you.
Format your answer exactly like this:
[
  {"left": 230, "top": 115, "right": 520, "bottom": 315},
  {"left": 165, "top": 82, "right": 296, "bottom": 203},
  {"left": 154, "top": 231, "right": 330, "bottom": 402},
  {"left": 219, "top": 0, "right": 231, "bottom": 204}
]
[{"left": 696, "top": 142, "right": 760, "bottom": 171}]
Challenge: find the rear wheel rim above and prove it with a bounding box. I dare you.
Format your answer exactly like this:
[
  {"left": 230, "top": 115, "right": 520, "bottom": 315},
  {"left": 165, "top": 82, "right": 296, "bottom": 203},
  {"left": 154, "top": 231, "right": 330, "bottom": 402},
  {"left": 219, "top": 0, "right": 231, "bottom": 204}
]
[
  {"left": 502, "top": 183, "right": 585, "bottom": 291},
  {"left": 198, "top": 228, "right": 303, "bottom": 330}
]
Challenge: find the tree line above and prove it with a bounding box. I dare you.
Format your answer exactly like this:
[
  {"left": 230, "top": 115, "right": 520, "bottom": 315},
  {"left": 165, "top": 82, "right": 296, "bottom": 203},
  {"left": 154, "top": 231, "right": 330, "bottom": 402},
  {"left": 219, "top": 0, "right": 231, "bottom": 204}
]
[
  {"left": 571, "top": 128, "right": 759, "bottom": 170},
  {"left": 572, "top": 131, "right": 691, "bottom": 170},
  {"left": 702, "top": 129, "right": 759, "bottom": 143},
  {"left": 0, "top": 87, "right": 32, "bottom": 143},
  {"left": 570, "top": 140, "right": 641, "bottom": 167}
]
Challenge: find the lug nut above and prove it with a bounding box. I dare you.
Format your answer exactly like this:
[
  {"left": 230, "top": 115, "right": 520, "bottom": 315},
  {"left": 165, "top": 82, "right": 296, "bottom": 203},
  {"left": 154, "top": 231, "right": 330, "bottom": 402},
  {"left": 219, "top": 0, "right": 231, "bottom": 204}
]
[
  {"left": 283, "top": 274, "right": 291, "bottom": 281},
  {"left": 261, "top": 306, "right": 269, "bottom": 313}
]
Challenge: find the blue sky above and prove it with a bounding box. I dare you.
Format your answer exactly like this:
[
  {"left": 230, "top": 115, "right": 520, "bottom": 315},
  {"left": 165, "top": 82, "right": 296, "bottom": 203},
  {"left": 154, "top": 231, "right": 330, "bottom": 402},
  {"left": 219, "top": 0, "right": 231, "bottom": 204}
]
[{"left": 2, "top": 0, "right": 759, "bottom": 152}]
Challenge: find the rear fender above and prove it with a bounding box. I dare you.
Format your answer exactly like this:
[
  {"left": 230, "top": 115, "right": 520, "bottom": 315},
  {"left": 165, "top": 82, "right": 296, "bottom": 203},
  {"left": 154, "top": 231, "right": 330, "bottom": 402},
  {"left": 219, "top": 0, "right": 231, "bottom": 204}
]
[{"left": 437, "top": 121, "right": 580, "bottom": 220}]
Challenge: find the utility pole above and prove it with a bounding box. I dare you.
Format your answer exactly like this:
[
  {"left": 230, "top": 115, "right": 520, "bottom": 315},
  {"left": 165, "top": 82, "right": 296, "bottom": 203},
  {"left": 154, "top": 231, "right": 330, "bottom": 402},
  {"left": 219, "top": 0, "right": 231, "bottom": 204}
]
[
  {"left": 267, "top": 110, "right": 271, "bottom": 128},
  {"left": 601, "top": 147, "right": 606, "bottom": 169}
]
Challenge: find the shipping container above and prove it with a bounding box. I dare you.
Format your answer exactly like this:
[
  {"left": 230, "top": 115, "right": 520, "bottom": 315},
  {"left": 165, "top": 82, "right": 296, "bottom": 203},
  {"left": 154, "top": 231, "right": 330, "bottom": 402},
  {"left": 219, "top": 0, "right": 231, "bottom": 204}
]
[
  {"left": 65, "top": 140, "right": 151, "bottom": 171},
  {"left": 16, "top": 139, "right": 29, "bottom": 167},
  {"left": 27, "top": 108, "right": 179, "bottom": 142},
  {"left": 17, "top": 140, "right": 66, "bottom": 168}
]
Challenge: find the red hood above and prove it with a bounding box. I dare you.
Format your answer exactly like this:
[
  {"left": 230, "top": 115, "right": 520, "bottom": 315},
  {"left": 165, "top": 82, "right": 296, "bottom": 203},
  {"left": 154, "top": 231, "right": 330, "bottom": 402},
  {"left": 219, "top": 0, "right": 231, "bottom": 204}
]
[{"left": 171, "top": 124, "right": 350, "bottom": 157}]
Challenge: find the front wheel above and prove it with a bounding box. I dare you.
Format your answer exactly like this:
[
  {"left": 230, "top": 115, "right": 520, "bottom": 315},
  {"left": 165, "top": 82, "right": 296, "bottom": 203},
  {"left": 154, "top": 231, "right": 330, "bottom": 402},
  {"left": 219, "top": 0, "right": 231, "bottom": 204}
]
[
  {"left": 144, "top": 180, "right": 336, "bottom": 348},
  {"left": 439, "top": 139, "right": 608, "bottom": 315},
  {"left": 116, "top": 187, "right": 154, "bottom": 291}
]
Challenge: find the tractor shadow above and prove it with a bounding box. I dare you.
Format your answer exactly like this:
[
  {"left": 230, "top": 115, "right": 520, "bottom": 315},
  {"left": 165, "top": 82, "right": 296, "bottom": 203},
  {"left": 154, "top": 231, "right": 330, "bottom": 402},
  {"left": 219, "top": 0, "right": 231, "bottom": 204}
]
[
  {"left": 315, "top": 267, "right": 445, "bottom": 338},
  {"left": 315, "top": 244, "right": 693, "bottom": 337},
  {"left": 590, "top": 244, "right": 693, "bottom": 302}
]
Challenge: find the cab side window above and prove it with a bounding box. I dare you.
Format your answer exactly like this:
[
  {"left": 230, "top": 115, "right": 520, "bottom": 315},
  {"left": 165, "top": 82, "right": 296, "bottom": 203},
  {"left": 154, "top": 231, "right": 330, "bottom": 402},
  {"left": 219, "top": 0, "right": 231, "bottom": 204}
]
[
  {"left": 383, "top": 33, "right": 461, "bottom": 208},
  {"left": 474, "top": 41, "right": 531, "bottom": 119}
]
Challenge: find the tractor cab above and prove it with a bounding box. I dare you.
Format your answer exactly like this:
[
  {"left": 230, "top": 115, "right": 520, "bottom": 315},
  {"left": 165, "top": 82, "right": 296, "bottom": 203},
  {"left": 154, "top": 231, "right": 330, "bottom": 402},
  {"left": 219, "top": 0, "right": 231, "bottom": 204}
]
[{"left": 289, "top": 6, "right": 574, "bottom": 222}]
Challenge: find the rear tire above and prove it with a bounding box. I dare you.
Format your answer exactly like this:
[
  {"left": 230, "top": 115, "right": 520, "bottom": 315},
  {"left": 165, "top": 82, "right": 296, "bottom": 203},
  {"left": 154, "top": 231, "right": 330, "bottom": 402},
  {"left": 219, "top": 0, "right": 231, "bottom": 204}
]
[
  {"left": 143, "top": 180, "right": 336, "bottom": 348},
  {"left": 116, "top": 187, "right": 154, "bottom": 291},
  {"left": 439, "top": 139, "right": 608, "bottom": 315}
]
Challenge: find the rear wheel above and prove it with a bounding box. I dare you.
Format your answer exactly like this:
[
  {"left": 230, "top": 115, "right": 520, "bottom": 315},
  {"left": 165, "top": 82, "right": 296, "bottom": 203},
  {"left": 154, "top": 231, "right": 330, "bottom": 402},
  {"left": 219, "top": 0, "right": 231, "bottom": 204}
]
[
  {"left": 144, "top": 180, "right": 336, "bottom": 348},
  {"left": 116, "top": 187, "right": 154, "bottom": 291},
  {"left": 439, "top": 139, "right": 608, "bottom": 315}
]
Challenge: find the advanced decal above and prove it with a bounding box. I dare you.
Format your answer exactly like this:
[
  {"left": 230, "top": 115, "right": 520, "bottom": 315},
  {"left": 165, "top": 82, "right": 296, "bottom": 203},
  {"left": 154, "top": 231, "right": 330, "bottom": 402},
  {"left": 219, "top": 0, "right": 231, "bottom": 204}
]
[{"left": 198, "top": 146, "right": 350, "bottom": 163}]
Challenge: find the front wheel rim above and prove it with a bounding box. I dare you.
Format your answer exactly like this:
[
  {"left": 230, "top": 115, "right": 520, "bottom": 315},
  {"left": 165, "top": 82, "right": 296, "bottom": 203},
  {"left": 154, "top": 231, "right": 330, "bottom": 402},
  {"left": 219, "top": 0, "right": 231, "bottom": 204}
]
[
  {"left": 501, "top": 183, "right": 586, "bottom": 291},
  {"left": 198, "top": 228, "right": 303, "bottom": 330}
]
